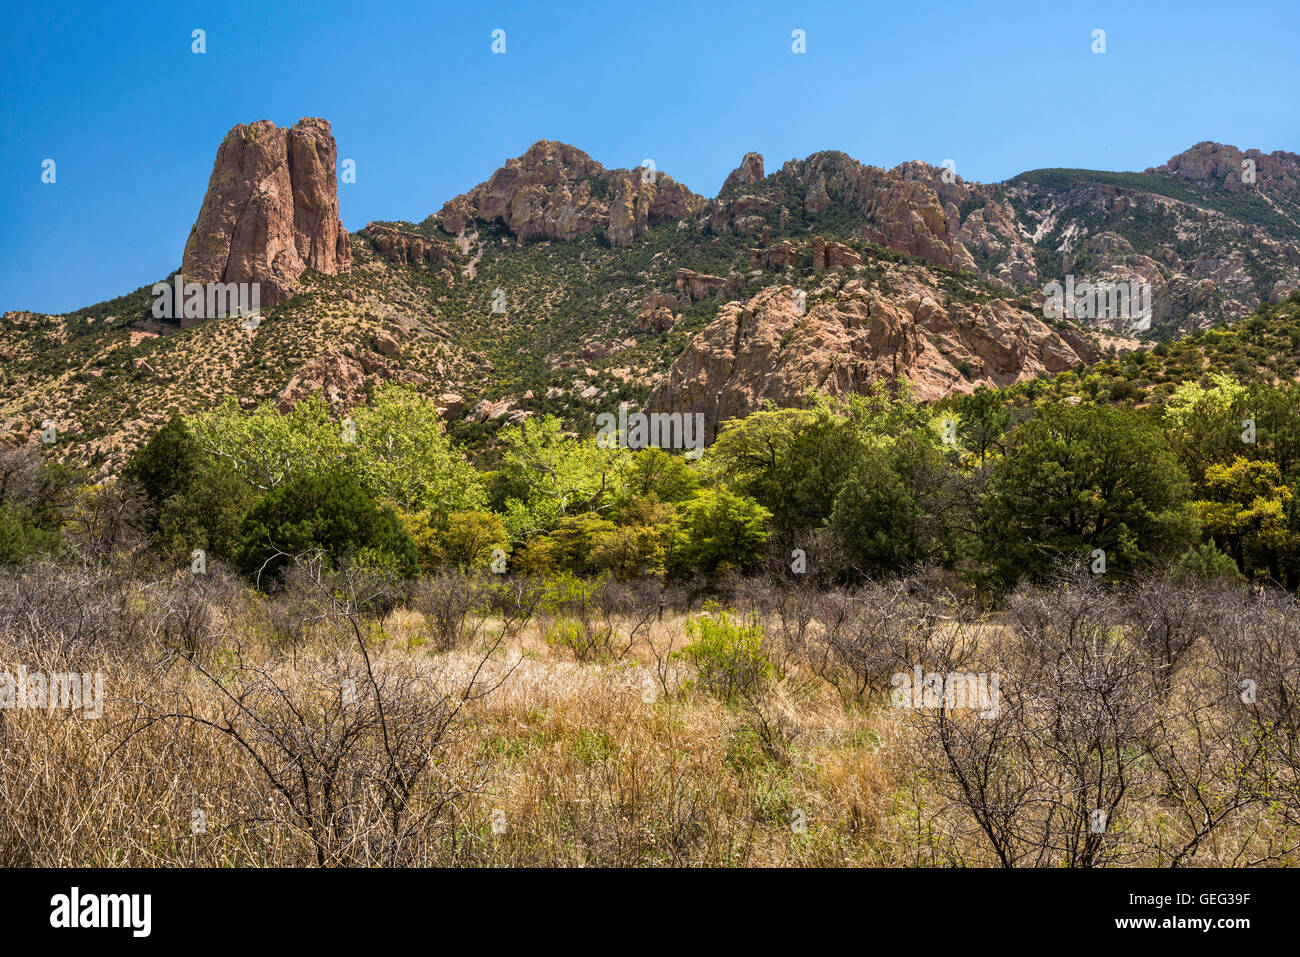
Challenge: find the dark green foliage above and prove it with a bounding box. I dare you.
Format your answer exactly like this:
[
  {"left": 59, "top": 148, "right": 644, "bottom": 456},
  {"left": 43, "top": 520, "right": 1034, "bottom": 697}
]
[
  {"left": 979, "top": 403, "right": 1197, "bottom": 589},
  {"left": 125, "top": 416, "right": 255, "bottom": 563},
  {"left": 833, "top": 429, "right": 959, "bottom": 578},
  {"left": 1174, "top": 541, "right": 1246, "bottom": 583},
  {"left": 0, "top": 504, "right": 63, "bottom": 565},
  {"left": 0, "top": 447, "right": 80, "bottom": 565},
  {"left": 622, "top": 448, "right": 700, "bottom": 505},
  {"left": 235, "top": 471, "right": 419, "bottom": 585}
]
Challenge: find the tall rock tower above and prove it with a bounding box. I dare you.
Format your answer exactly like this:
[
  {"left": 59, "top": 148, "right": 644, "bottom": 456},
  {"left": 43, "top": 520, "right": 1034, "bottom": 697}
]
[{"left": 181, "top": 117, "right": 351, "bottom": 308}]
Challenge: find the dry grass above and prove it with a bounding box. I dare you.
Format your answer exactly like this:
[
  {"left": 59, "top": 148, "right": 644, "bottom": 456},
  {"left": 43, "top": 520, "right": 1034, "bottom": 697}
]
[{"left": 1, "top": 566, "right": 1298, "bottom": 867}]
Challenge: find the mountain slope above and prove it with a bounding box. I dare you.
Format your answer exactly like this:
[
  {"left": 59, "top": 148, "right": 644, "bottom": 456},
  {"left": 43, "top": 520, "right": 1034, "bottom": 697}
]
[{"left": 3, "top": 127, "right": 1296, "bottom": 474}]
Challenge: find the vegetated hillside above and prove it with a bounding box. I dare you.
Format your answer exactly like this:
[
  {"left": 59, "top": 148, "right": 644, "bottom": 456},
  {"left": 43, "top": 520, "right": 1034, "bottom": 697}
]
[
  {"left": 983, "top": 292, "right": 1300, "bottom": 409},
  {"left": 4, "top": 134, "right": 1298, "bottom": 475},
  {"left": 0, "top": 255, "right": 475, "bottom": 476},
  {"left": 1001, "top": 143, "right": 1300, "bottom": 337}
]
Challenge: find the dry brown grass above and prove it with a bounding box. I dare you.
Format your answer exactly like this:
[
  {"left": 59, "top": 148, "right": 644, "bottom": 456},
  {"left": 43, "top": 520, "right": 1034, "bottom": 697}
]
[{"left": 2, "top": 566, "right": 1299, "bottom": 867}]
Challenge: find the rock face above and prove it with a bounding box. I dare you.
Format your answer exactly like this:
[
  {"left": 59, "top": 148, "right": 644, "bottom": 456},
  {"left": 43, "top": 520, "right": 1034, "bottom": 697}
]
[
  {"left": 420, "top": 137, "right": 1300, "bottom": 339},
  {"left": 433, "top": 141, "right": 705, "bottom": 246},
  {"left": 182, "top": 118, "right": 351, "bottom": 307},
  {"left": 787, "top": 153, "right": 961, "bottom": 267},
  {"left": 812, "top": 237, "right": 862, "bottom": 271},
  {"left": 276, "top": 348, "right": 367, "bottom": 413},
  {"left": 721, "top": 152, "right": 765, "bottom": 194},
  {"left": 750, "top": 240, "right": 799, "bottom": 270},
  {"left": 435, "top": 392, "right": 465, "bottom": 419},
  {"left": 466, "top": 397, "right": 514, "bottom": 422},
  {"left": 1155, "top": 142, "right": 1300, "bottom": 193},
  {"left": 708, "top": 151, "right": 969, "bottom": 271},
  {"left": 644, "top": 282, "right": 1093, "bottom": 441},
  {"left": 675, "top": 269, "right": 728, "bottom": 302},
  {"left": 363, "top": 222, "right": 458, "bottom": 278},
  {"left": 637, "top": 305, "right": 677, "bottom": 332}
]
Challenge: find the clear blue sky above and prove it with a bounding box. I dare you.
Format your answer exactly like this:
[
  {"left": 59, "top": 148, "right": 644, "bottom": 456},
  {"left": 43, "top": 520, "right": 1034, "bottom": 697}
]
[{"left": 2, "top": 0, "right": 1297, "bottom": 314}]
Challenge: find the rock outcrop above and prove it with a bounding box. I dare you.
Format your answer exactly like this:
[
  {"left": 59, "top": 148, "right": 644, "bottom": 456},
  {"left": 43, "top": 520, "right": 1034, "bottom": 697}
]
[
  {"left": 644, "top": 282, "right": 1094, "bottom": 441},
  {"left": 466, "top": 397, "right": 514, "bottom": 422},
  {"left": 675, "top": 269, "right": 728, "bottom": 302},
  {"left": 637, "top": 305, "right": 678, "bottom": 332},
  {"left": 363, "top": 223, "right": 458, "bottom": 283},
  {"left": 276, "top": 348, "right": 368, "bottom": 413},
  {"left": 182, "top": 118, "right": 351, "bottom": 308},
  {"left": 750, "top": 241, "right": 799, "bottom": 270},
  {"left": 812, "top": 237, "right": 862, "bottom": 271},
  {"left": 721, "top": 152, "right": 765, "bottom": 194},
  {"left": 433, "top": 141, "right": 705, "bottom": 246},
  {"left": 1154, "top": 142, "right": 1300, "bottom": 194},
  {"left": 708, "top": 152, "right": 970, "bottom": 272}
]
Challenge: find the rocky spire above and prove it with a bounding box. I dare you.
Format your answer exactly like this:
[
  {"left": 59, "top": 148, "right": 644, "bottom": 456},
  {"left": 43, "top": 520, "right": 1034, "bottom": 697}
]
[{"left": 181, "top": 117, "right": 351, "bottom": 308}]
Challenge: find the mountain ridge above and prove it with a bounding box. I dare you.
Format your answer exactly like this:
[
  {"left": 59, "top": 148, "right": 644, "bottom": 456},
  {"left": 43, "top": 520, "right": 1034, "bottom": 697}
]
[{"left": 3, "top": 122, "right": 1297, "bottom": 476}]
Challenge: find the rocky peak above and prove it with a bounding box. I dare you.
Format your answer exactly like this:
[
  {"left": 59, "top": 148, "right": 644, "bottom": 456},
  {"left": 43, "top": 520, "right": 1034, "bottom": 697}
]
[
  {"left": 1154, "top": 142, "right": 1300, "bottom": 193},
  {"left": 433, "top": 140, "right": 706, "bottom": 246},
  {"left": 720, "top": 152, "right": 765, "bottom": 194},
  {"left": 181, "top": 117, "right": 351, "bottom": 308},
  {"left": 780, "top": 151, "right": 964, "bottom": 269}
]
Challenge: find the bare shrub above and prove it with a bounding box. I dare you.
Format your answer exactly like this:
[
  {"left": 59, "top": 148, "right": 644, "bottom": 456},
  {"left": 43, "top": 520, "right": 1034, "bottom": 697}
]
[
  {"left": 0, "top": 562, "right": 139, "bottom": 665},
  {"left": 1208, "top": 588, "right": 1300, "bottom": 836},
  {"left": 112, "top": 559, "right": 515, "bottom": 866},
  {"left": 911, "top": 572, "right": 1180, "bottom": 866},
  {"left": 409, "top": 569, "right": 491, "bottom": 652},
  {"left": 817, "top": 577, "right": 930, "bottom": 700},
  {"left": 1121, "top": 568, "right": 1233, "bottom": 695},
  {"left": 486, "top": 575, "right": 545, "bottom": 640}
]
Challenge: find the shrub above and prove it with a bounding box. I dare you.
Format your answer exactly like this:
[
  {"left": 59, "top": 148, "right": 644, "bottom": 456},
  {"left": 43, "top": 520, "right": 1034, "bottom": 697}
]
[
  {"left": 674, "top": 603, "right": 772, "bottom": 702},
  {"left": 410, "top": 570, "right": 492, "bottom": 651},
  {"left": 235, "top": 472, "right": 419, "bottom": 586},
  {"left": 126, "top": 416, "right": 255, "bottom": 562},
  {"left": 437, "top": 511, "right": 507, "bottom": 572},
  {"left": 666, "top": 490, "right": 771, "bottom": 578},
  {"left": 1174, "top": 541, "right": 1245, "bottom": 583},
  {"left": 0, "top": 504, "right": 63, "bottom": 565},
  {"left": 540, "top": 572, "right": 616, "bottom": 661}
]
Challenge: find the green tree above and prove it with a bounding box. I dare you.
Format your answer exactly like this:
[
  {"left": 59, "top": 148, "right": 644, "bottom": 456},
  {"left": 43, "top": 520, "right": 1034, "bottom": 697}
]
[
  {"left": 666, "top": 489, "right": 772, "bottom": 578},
  {"left": 0, "top": 447, "right": 77, "bottom": 565},
  {"left": 621, "top": 447, "right": 700, "bottom": 505},
  {"left": 490, "top": 415, "right": 630, "bottom": 541},
  {"left": 948, "top": 386, "right": 1017, "bottom": 463},
  {"left": 126, "top": 416, "right": 255, "bottom": 561},
  {"left": 704, "top": 404, "right": 867, "bottom": 532},
  {"left": 1163, "top": 373, "right": 1250, "bottom": 488},
  {"left": 188, "top": 395, "right": 342, "bottom": 492},
  {"left": 186, "top": 388, "right": 485, "bottom": 516},
  {"left": 702, "top": 407, "right": 821, "bottom": 524},
  {"left": 1195, "top": 456, "right": 1298, "bottom": 582},
  {"left": 436, "top": 510, "right": 508, "bottom": 572},
  {"left": 980, "top": 403, "right": 1197, "bottom": 588},
  {"left": 236, "top": 472, "right": 418, "bottom": 585},
  {"left": 348, "top": 384, "right": 486, "bottom": 513}
]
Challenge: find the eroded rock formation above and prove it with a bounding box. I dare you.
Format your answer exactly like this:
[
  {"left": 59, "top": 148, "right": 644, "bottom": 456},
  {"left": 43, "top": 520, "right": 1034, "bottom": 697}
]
[
  {"left": 644, "top": 282, "right": 1095, "bottom": 441},
  {"left": 182, "top": 118, "right": 351, "bottom": 307}
]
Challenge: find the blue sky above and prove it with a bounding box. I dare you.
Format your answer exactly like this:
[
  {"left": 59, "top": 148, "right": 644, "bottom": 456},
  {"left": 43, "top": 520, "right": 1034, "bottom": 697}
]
[{"left": 2, "top": 0, "right": 1297, "bottom": 314}]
